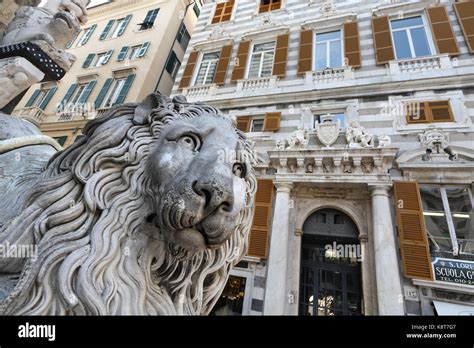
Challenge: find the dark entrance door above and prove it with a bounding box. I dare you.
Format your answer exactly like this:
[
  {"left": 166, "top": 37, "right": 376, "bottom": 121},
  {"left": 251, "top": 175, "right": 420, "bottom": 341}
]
[{"left": 299, "top": 208, "right": 363, "bottom": 316}]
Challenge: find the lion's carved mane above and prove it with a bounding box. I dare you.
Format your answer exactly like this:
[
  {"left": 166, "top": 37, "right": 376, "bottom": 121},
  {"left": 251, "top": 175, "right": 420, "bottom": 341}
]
[{"left": 0, "top": 94, "right": 256, "bottom": 315}]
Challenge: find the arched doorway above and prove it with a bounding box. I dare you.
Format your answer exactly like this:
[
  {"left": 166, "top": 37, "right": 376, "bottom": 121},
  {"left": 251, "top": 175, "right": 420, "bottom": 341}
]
[{"left": 299, "top": 208, "right": 363, "bottom": 316}]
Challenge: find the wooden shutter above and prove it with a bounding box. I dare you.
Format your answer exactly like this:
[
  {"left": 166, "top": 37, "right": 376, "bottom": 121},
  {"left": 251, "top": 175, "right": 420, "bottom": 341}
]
[
  {"left": 236, "top": 116, "right": 250, "bottom": 132},
  {"left": 263, "top": 112, "right": 281, "bottom": 131},
  {"left": 371, "top": 16, "right": 394, "bottom": 64},
  {"left": 298, "top": 30, "right": 313, "bottom": 74},
  {"left": 231, "top": 40, "right": 250, "bottom": 82},
  {"left": 427, "top": 101, "right": 454, "bottom": 122},
  {"left": 426, "top": 6, "right": 459, "bottom": 56},
  {"left": 94, "top": 78, "right": 113, "bottom": 109},
  {"left": 77, "top": 81, "right": 96, "bottom": 105},
  {"left": 454, "top": 2, "right": 474, "bottom": 54},
  {"left": 344, "top": 21, "right": 361, "bottom": 68},
  {"left": 137, "top": 42, "right": 150, "bottom": 58},
  {"left": 102, "top": 50, "right": 114, "bottom": 65},
  {"left": 406, "top": 100, "right": 453, "bottom": 124},
  {"left": 213, "top": 44, "right": 233, "bottom": 85},
  {"left": 212, "top": 0, "right": 234, "bottom": 24},
  {"left": 394, "top": 182, "right": 433, "bottom": 281},
  {"left": 273, "top": 33, "right": 289, "bottom": 77},
  {"left": 247, "top": 179, "right": 274, "bottom": 259},
  {"left": 178, "top": 51, "right": 199, "bottom": 89}
]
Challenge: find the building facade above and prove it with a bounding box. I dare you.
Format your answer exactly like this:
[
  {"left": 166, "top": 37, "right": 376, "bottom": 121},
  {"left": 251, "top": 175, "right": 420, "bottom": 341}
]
[
  {"left": 172, "top": 0, "right": 474, "bottom": 315},
  {"left": 13, "top": 0, "right": 202, "bottom": 147}
]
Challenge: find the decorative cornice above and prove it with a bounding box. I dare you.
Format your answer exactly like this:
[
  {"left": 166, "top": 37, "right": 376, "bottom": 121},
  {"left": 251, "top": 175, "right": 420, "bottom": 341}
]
[{"left": 302, "top": 12, "right": 357, "bottom": 30}]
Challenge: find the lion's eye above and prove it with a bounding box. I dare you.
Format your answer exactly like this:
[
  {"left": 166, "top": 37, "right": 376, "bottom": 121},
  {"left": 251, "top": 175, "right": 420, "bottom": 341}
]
[
  {"left": 232, "top": 163, "right": 245, "bottom": 178},
  {"left": 178, "top": 134, "right": 200, "bottom": 151}
]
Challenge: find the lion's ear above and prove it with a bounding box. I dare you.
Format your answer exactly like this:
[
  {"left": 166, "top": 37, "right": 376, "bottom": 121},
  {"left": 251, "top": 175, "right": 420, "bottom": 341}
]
[{"left": 133, "top": 93, "right": 163, "bottom": 125}]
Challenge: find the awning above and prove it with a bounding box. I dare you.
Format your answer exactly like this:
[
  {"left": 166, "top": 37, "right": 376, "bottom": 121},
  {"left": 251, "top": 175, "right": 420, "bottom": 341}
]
[{"left": 433, "top": 300, "right": 474, "bottom": 316}]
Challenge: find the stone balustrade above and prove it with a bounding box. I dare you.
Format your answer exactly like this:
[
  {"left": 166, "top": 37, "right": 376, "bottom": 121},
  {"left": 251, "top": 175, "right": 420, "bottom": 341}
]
[
  {"left": 237, "top": 76, "right": 278, "bottom": 92},
  {"left": 13, "top": 106, "right": 46, "bottom": 124},
  {"left": 389, "top": 54, "right": 452, "bottom": 75}
]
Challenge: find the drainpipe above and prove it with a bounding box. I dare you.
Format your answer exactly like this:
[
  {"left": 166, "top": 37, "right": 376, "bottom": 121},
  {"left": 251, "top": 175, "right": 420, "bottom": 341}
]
[{"left": 154, "top": 0, "right": 196, "bottom": 94}]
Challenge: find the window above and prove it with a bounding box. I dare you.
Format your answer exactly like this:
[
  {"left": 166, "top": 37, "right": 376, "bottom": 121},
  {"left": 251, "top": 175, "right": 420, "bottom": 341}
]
[
  {"left": 53, "top": 136, "right": 68, "bottom": 147},
  {"left": 420, "top": 186, "right": 474, "bottom": 256},
  {"left": 25, "top": 87, "right": 57, "bottom": 110},
  {"left": 259, "top": 0, "right": 281, "bottom": 13},
  {"left": 314, "top": 113, "right": 345, "bottom": 129},
  {"left": 193, "top": 3, "right": 200, "bottom": 17},
  {"left": 314, "top": 30, "right": 342, "bottom": 70},
  {"left": 166, "top": 51, "right": 181, "bottom": 79},
  {"left": 194, "top": 52, "right": 220, "bottom": 85},
  {"left": 77, "top": 25, "right": 96, "bottom": 47},
  {"left": 32, "top": 89, "right": 53, "bottom": 107},
  {"left": 390, "top": 16, "right": 432, "bottom": 60},
  {"left": 248, "top": 42, "right": 275, "bottom": 78},
  {"left": 93, "top": 51, "right": 113, "bottom": 67},
  {"left": 128, "top": 45, "right": 142, "bottom": 60},
  {"left": 405, "top": 100, "right": 454, "bottom": 124},
  {"left": 139, "top": 8, "right": 159, "bottom": 31},
  {"left": 177, "top": 23, "right": 191, "bottom": 51},
  {"left": 250, "top": 118, "right": 264, "bottom": 132},
  {"left": 211, "top": 0, "right": 234, "bottom": 24},
  {"left": 110, "top": 18, "right": 126, "bottom": 39},
  {"left": 69, "top": 83, "right": 88, "bottom": 106},
  {"left": 104, "top": 78, "right": 126, "bottom": 108}
]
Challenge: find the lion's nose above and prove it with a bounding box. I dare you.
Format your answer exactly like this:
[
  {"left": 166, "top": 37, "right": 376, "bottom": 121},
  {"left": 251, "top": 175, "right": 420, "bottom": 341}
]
[{"left": 192, "top": 180, "right": 234, "bottom": 214}]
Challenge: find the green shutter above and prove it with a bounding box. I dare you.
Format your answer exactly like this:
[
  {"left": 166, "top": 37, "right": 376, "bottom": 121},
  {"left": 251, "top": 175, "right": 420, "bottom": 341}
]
[
  {"left": 81, "top": 24, "right": 97, "bottom": 45},
  {"left": 58, "top": 84, "right": 77, "bottom": 111},
  {"left": 137, "top": 42, "right": 150, "bottom": 57},
  {"left": 77, "top": 81, "right": 96, "bottom": 105},
  {"left": 66, "top": 29, "right": 81, "bottom": 48},
  {"left": 117, "top": 46, "right": 129, "bottom": 61},
  {"left": 94, "top": 78, "right": 113, "bottom": 109},
  {"left": 100, "top": 19, "right": 115, "bottom": 40},
  {"left": 83, "top": 53, "right": 95, "bottom": 68},
  {"left": 25, "top": 89, "right": 40, "bottom": 107},
  {"left": 118, "top": 14, "right": 132, "bottom": 36},
  {"left": 37, "top": 87, "right": 57, "bottom": 110},
  {"left": 102, "top": 50, "right": 114, "bottom": 65},
  {"left": 144, "top": 9, "right": 159, "bottom": 25},
  {"left": 114, "top": 74, "right": 135, "bottom": 105}
]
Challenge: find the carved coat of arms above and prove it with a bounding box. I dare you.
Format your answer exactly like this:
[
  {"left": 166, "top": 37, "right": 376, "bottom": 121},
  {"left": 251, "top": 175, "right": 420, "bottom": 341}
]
[{"left": 315, "top": 117, "right": 340, "bottom": 148}]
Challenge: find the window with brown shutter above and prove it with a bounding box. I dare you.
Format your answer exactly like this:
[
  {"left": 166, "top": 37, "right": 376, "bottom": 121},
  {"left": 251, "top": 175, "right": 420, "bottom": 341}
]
[
  {"left": 247, "top": 179, "right": 274, "bottom": 259},
  {"left": 394, "top": 181, "right": 433, "bottom": 281},
  {"left": 405, "top": 100, "right": 454, "bottom": 124},
  {"left": 344, "top": 21, "right": 361, "bottom": 67},
  {"left": 213, "top": 44, "right": 233, "bottom": 85},
  {"left": 236, "top": 116, "right": 250, "bottom": 132},
  {"left": 211, "top": 0, "right": 235, "bottom": 24},
  {"left": 178, "top": 51, "right": 199, "bottom": 89},
  {"left": 454, "top": 2, "right": 474, "bottom": 54},
  {"left": 298, "top": 30, "right": 313, "bottom": 74},
  {"left": 273, "top": 33, "right": 289, "bottom": 77},
  {"left": 426, "top": 6, "right": 459, "bottom": 56},
  {"left": 371, "top": 16, "right": 395, "bottom": 65},
  {"left": 259, "top": 0, "right": 281, "bottom": 14},
  {"left": 263, "top": 112, "right": 281, "bottom": 131},
  {"left": 231, "top": 40, "right": 250, "bottom": 81}
]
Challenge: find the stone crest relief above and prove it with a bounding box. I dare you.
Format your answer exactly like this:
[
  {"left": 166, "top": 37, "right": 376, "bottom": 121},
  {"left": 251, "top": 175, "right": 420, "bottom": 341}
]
[{"left": 314, "top": 114, "right": 340, "bottom": 148}]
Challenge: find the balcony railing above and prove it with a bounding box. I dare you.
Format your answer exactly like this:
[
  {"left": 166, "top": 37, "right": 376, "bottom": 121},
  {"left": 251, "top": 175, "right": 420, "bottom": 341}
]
[
  {"left": 236, "top": 76, "right": 278, "bottom": 92},
  {"left": 305, "top": 66, "right": 354, "bottom": 85},
  {"left": 13, "top": 106, "right": 46, "bottom": 124},
  {"left": 389, "top": 54, "right": 452, "bottom": 75},
  {"left": 183, "top": 84, "right": 217, "bottom": 98}
]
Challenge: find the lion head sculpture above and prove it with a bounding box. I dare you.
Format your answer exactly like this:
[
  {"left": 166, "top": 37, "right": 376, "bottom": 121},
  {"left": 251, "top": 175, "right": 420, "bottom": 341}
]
[{"left": 0, "top": 93, "right": 256, "bottom": 315}]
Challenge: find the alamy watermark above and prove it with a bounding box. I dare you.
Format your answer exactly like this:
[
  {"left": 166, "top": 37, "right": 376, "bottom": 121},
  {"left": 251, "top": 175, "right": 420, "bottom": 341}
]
[
  {"left": 0, "top": 241, "right": 38, "bottom": 259},
  {"left": 324, "top": 241, "right": 364, "bottom": 262}
]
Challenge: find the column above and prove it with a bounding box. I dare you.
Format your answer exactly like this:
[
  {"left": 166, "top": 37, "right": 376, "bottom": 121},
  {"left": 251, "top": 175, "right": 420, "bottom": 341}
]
[
  {"left": 369, "top": 184, "right": 405, "bottom": 315},
  {"left": 263, "top": 182, "right": 293, "bottom": 315}
]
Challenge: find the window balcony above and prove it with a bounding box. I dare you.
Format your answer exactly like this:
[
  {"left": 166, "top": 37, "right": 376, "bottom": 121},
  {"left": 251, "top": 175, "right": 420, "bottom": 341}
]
[
  {"left": 182, "top": 84, "right": 217, "bottom": 98},
  {"left": 236, "top": 76, "right": 278, "bottom": 92},
  {"left": 389, "top": 53, "right": 452, "bottom": 76},
  {"left": 305, "top": 66, "right": 354, "bottom": 85},
  {"left": 13, "top": 106, "right": 47, "bottom": 125}
]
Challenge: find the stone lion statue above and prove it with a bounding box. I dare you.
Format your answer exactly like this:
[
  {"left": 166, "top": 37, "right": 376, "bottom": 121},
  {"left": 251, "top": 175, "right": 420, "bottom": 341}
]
[{"left": 0, "top": 93, "right": 257, "bottom": 315}]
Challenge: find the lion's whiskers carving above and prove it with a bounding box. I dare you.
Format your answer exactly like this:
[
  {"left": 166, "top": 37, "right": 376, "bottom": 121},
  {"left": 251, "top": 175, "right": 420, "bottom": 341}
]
[{"left": 0, "top": 95, "right": 256, "bottom": 315}]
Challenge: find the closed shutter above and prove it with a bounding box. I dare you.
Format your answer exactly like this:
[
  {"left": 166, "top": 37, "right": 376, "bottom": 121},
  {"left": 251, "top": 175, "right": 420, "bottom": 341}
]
[
  {"left": 259, "top": 0, "right": 281, "bottom": 13},
  {"left": 426, "top": 6, "right": 459, "bottom": 56},
  {"left": 114, "top": 74, "right": 135, "bottom": 105},
  {"left": 82, "top": 53, "right": 95, "bottom": 68},
  {"left": 57, "top": 83, "right": 77, "bottom": 111},
  {"left": 263, "top": 112, "right": 281, "bottom": 131},
  {"left": 231, "top": 40, "right": 250, "bottom": 81},
  {"left": 117, "top": 46, "right": 129, "bottom": 61},
  {"left": 25, "top": 89, "right": 40, "bottom": 107},
  {"left": 236, "top": 116, "right": 250, "bottom": 132},
  {"left": 273, "top": 33, "right": 289, "bottom": 77},
  {"left": 137, "top": 42, "right": 150, "bottom": 58},
  {"left": 102, "top": 50, "right": 114, "bottom": 65},
  {"left": 344, "top": 21, "right": 361, "bottom": 67},
  {"left": 371, "top": 16, "right": 394, "bottom": 64},
  {"left": 100, "top": 20, "right": 115, "bottom": 40},
  {"left": 213, "top": 44, "right": 233, "bottom": 85},
  {"left": 117, "top": 14, "right": 132, "bottom": 36},
  {"left": 454, "top": 2, "right": 474, "bottom": 54},
  {"left": 77, "top": 80, "right": 96, "bottom": 105},
  {"left": 394, "top": 182, "right": 433, "bottom": 280},
  {"left": 247, "top": 179, "right": 274, "bottom": 259},
  {"left": 212, "top": 0, "right": 234, "bottom": 24},
  {"left": 405, "top": 100, "right": 454, "bottom": 124},
  {"left": 37, "top": 87, "right": 57, "bottom": 110},
  {"left": 94, "top": 78, "right": 113, "bottom": 109},
  {"left": 298, "top": 30, "right": 313, "bottom": 74},
  {"left": 179, "top": 51, "right": 199, "bottom": 89}
]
